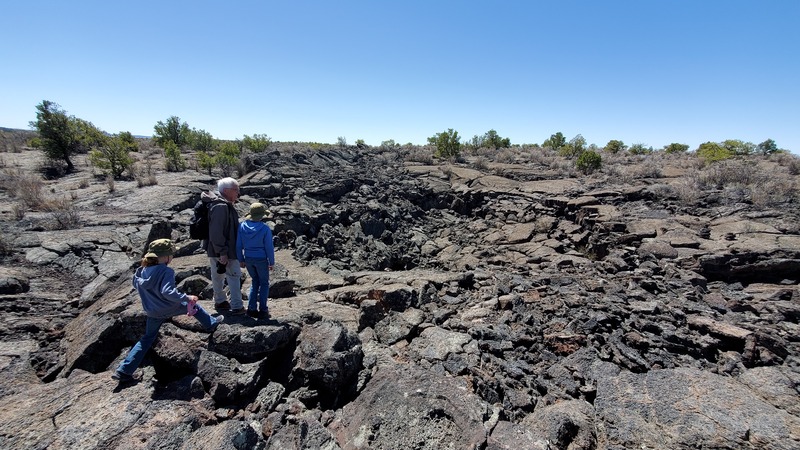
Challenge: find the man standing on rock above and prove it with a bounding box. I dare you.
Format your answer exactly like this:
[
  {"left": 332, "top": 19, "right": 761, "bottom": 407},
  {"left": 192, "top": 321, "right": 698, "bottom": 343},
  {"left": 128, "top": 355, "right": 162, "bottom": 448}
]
[{"left": 202, "top": 177, "right": 245, "bottom": 315}]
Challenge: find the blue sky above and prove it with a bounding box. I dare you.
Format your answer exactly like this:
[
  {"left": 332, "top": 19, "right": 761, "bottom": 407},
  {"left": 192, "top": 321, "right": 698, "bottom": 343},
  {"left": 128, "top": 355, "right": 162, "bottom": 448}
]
[{"left": 2, "top": 1, "right": 798, "bottom": 153}]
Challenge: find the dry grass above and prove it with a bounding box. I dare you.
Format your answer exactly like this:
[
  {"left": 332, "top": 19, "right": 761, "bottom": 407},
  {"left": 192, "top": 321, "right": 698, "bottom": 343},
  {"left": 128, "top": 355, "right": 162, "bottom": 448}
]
[
  {"left": 439, "top": 164, "right": 454, "bottom": 180},
  {"left": 635, "top": 161, "right": 663, "bottom": 179},
  {"left": 789, "top": 160, "right": 800, "bottom": 176},
  {"left": 673, "top": 172, "right": 701, "bottom": 205},
  {"left": 134, "top": 161, "right": 158, "bottom": 187},
  {"left": 137, "top": 139, "right": 161, "bottom": 157},
  {"left": 371, "top": 153, "right": 393, "bottom": 167},
  {"left": 535, "top": 216, "right": 556, "bottom": 234},
  {"left": 0, "top": 168, "right": 86, "bottom": 226},
  {"left": 524, "top": 147, "right": 555, "bottom": 166},
  {"left": 405, "top": 148, "right": 434, "bottom": 164},
  {"left": 603, "top": 152, "right": 669, "bottom": 180},
  {"left": 647, "top": 183, "right": 675, "bottom": 200},
  {"left": 750, "top": 178, "right": 798, "bottom": 207},
  {"left": 0, "top": 129, "right": 35, "bottom": 153},
  {"left": 493, "top": 149, "right": 517, "bottom": 164},
  {"left": 0, "top": 235, "right": 10, "bottom": 256},
  {"left": 473, "top": 156, "right": 489, "bottom": 170},
  {"left": 697, "top": 160, "right": 765, "bottom": 188},
  {"left": 12, "top": 203, "right": 25, "bottom": 220},
  {"left": 0, "top": 169, "right": 46, "bottom": 208},
  {"left": 44, "top": 196, "right": 81, "bottom": 230},
  {"left": 770, "top": 152, "right": 800, "bottom": 175},
  {"left": 670, "top": 157, "right": 798, "bottom": 207}
]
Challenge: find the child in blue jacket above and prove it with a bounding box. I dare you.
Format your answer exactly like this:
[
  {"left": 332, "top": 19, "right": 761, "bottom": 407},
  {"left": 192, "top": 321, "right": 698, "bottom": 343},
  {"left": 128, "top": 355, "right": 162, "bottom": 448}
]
[
  {"left": 113, "top": 239, "right": 224, "bottom": 383},
  {"left": 236, "top": 203, "right": 275, "bottom": 319}
]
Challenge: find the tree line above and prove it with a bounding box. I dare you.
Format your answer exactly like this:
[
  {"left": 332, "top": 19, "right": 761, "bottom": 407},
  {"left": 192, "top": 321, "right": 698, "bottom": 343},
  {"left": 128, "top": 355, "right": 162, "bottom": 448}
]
[
  {"left": 427, "top": 130, "right": 786, "bottom": 175},
  {"left": 28, "top": 101, "right": 274, "bottom": 179},
  {"left": 27, "top": 100, "right": 788, "bottom": 180}
]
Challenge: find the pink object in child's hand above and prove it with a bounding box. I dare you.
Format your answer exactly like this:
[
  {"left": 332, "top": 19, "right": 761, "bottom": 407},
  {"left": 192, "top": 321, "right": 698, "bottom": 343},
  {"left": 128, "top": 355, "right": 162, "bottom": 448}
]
[{"left": 187, "top": 298, "right": 198, "bottom": 316}]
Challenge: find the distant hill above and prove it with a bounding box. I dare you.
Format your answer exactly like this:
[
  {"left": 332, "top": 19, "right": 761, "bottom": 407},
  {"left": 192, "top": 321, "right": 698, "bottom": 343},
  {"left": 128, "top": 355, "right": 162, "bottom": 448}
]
[
  {"left": 0, "top": 127, "right": 36, "bottom": 151},
  {"left": 0, "top": 127, "right": 33, "bottom": 133},
  {"left": 0, "top": 127, "right": 157, "bottom": 162}
]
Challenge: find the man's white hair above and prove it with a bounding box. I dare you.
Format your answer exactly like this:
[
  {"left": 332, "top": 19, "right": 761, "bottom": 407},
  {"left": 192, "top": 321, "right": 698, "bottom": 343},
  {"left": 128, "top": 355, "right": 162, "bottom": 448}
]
[{"left": 217, "top": 177, "right": 239, "bottom": 193}]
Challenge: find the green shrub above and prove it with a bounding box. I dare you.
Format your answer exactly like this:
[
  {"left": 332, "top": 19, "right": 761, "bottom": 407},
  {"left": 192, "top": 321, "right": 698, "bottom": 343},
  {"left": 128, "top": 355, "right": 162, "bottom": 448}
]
[
  {"left": 241, "top": 133, "right": 271, "bottom": 153},
  {"left": 576, "top": 150, "right": 602, "bottom": 174},
  {"left": 628, "top": 143, "right": 653, "bottom": 155},
  {"left": 756, "top": 139, "right": 779, "bottom": 155},
  {"left": 88, "top": 135, "right": 134, "bottom": 179},
  {"left": 722, "top": 139, "right": 754, "bottom": 156},
  {"left": 664, "top": 143, "right": 689, "bottom": 154},
  {"left": 381, "top": 139, "right": 398, "bottom": 150},
  {"left": 558, "top": 134, "right": 586, "bottom": 158},
  {"left": 190, "top": 129, "right": 217, "bottom": 153},
  {"left": 164, "top": 141, "right": 187, "bottom": 172},
  {"left": 428, "top": 129, "right": 461, "bottom": 159},
  {"left": 196, "top": 151, "right": 215, "bottom": 175},
  {"left": 117, "top": 131, "right": 139, "bottom": 152},
  {"left": 30, "top": 100, "right": 106, "bottom": 173},
  {"left": 605, "top": 139, "right": 626, "bottom": 154},
  {"left": 215, "top": 141, "right": 240, "bottom": 176},
  {"left": 542, "top": 132, "right": 566, "bottom": 150},
  {"left": 153, "top": 116, "right": 191, "bottom": 148},
  {"left": 696, "top": 142, "right": 732, "bottom": 163},
  {"left": 469, "top": 129, "right": 511, "bottom": 150}
]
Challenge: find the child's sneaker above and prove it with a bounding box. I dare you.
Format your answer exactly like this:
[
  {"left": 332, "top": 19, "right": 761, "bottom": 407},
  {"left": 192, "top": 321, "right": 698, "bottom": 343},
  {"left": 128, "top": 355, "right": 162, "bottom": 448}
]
[
  {"left": 112, "top": 370, "right": 138, "bottom": 384},
  {"left": 211, "top": 315, "right": 225, "bottom": 331}
]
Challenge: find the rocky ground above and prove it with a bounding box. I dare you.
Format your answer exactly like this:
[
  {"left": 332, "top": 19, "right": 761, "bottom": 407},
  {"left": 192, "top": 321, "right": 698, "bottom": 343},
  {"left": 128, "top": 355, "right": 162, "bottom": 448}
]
[{"left": 0, "top": 141, "right": 798, "bottom": 449}]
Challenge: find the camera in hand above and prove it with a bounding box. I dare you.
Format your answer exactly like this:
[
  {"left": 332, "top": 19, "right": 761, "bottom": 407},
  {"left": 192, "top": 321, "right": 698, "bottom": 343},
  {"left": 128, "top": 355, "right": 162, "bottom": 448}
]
[{"left": 216, "top": 262, "right": 227, "bottom": 274}]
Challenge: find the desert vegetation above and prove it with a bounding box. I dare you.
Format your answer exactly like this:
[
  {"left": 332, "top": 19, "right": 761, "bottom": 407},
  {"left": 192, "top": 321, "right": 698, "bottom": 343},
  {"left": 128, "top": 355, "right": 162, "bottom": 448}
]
[
  {"left": 17, "top": 99, "right": 795, "bottom": 190},
  {"left": 6, "top": 101, "right": 798, "bottom": 237}
]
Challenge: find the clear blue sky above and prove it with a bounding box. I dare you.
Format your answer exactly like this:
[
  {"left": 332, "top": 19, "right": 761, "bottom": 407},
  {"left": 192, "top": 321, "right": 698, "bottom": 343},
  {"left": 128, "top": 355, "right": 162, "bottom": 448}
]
[{"left": 2, "top": 1, "right": 798, "bottom": 153}]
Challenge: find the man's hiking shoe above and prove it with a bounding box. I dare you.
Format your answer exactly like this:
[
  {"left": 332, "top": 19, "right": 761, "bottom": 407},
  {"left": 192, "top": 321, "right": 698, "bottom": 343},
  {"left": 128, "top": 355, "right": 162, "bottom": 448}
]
[
  {"left": 215, "top": 301, "right": 231, "bottom": 311},
  {"left": 230, "top": 308, "right": 246, "bottom": 316},
  {"left": 247, "top": 309, "right": 259, "bottom": 318},
  {"left": 258, "top": 310, "right": 270, "bottom": 320},
  {"left": 112, "top": 371, "right": 138, "bottom": 384}
]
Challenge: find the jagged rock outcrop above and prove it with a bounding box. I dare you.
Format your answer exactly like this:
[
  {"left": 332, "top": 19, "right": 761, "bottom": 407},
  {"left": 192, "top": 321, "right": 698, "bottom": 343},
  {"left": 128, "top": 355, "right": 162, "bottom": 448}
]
[{"left": 0, "top": 144, "right": 798, "bottom": 449}]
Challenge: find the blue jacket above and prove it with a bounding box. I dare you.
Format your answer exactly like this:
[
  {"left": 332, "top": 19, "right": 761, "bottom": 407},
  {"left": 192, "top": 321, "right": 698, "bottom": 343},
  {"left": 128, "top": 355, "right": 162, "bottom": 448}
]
[
  {"left": 132, "top": 263, "right": 187, "bottom": 319},
  {"left": 236, "top": 219, "right": 275, "bottom": 265}
]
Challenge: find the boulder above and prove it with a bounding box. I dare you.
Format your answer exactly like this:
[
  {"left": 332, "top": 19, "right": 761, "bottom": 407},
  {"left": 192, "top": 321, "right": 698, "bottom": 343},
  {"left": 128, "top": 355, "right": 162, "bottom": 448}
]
[
  {"left": 595, "top": 367, "right": 800, "bottom": 448},
  {"left": 328, "top": 364, "right": 490, "bottom": 449}
]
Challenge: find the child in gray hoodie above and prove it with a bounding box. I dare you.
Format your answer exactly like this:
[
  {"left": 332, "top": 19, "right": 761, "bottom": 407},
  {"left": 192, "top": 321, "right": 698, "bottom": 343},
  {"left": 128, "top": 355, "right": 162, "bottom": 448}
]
[{"left": 113, "top": 239, "right": 224, "bottom": 383}]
